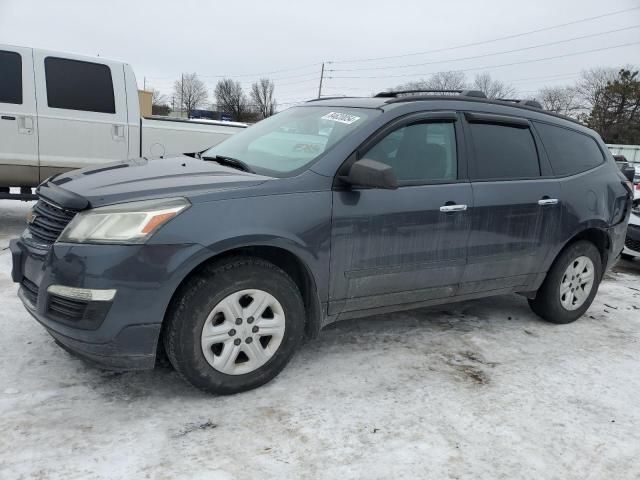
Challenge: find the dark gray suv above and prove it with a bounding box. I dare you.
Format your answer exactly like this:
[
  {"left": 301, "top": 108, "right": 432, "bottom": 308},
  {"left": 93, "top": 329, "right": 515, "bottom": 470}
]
[{"left": 10, "top": 90, "right": 633, "bottom": 394}]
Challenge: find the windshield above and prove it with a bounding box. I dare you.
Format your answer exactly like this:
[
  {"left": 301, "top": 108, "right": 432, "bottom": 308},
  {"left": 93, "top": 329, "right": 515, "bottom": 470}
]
[{"left": 202, "top": 106, "right": 377, "bottom": 176}]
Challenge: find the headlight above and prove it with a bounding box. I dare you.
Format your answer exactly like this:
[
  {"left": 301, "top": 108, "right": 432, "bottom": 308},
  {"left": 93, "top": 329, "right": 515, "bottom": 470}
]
[{"left": 58, "top": 197, "right": 190, "bottom": 244}]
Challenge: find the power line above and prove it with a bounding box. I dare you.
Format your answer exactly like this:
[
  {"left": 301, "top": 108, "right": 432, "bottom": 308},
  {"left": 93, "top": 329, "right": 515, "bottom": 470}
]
[
  {"left": 183, "top": 62, "right": 322, "bottom": 79},
  {"left": 329, "top": 6, "right": 640, "bottom": 65},
  {"left": 147, "top": 69, "right": 320, "bottom": 84},
  {"left": 199, "top": 68, "right": 320, "bottom": 81},
  {"left": 328, "top": 25, "right": 640, "bottom": 72},
  {"left": 328, "top": 41, "right": 640, "bottom": 79},
  {"left": 505, "top": 72, "right": 582, "bottom": 84}
]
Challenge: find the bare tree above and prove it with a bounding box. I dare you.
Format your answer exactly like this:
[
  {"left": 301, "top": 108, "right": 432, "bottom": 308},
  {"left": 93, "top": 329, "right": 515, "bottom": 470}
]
[
  {"left": 537, "top": 86, "right": 581, "bottom": 117},
  {"left": 149, "top": 89, "right": 170, "bottom": 116},
  {"left": 398, "top": 71, "right": 467, "bottom": 92},
  {"left": 575, "top": 67, "right": 618, "bottom": 110},
  {"left": 215, "top": 78, "right": 249, "bottom": 121},
  {"left": 472, "top": 73, "right": 516, "bottom": 99},
  {"left": 173, "top": 73, "right": 208, "bottom": 118},
  {"left": 151, "top": 89, "right": 167, "bottom": 107},
  {"left": 250, "top": 78, "right": 277, "bottom": 119}
]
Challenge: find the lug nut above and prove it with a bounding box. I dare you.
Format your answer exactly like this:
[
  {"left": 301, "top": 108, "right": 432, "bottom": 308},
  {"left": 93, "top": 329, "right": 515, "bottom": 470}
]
[
  {"left": 252, "top": 326, "right": 259, "bottom": 333},
  {"left": 234, "top": 338, "right": 241, "bottom": 346},
  {"left": 228, "top": 329, "right": 236, "bottom": 336},
  {"left": 247, "top": 316, "right": 254, "bottom": 324},
  {"left": 235, "top": 318, "right": 243, "bottom": 325},
  {"left": 245, "top": 337, "right": 253, "bottom": 344}
]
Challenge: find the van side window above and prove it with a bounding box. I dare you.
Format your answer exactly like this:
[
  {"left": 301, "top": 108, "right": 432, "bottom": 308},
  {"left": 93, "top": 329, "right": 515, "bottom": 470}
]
[
  {"left": 0, "top": 50, "right": 22, "bottom": 105},
  {"left": 365, "top": 122, "right": 457, "bottom": 183},
  {"left": 533, "top": 122, "right": 604, "bottom": 176},
  {"left": 468, "top": 123, "right": 540, "bottom": 180},
  {"left": 45, "top": 57, "right": 115, "bottom": 114}
]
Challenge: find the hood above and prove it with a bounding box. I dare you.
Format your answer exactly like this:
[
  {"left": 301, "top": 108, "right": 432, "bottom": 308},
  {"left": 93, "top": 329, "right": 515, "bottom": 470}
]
[{"left": 41, "top": 156, "right": 270, "bottom": 208}]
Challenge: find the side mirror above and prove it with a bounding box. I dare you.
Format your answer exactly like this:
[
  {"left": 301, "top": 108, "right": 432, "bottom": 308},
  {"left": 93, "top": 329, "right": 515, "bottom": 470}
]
[
  {"left": 621, "top": 164, "right": 635, "bottom": 183},
  {"left": 342, "top": 158, "right": 398, "bottom": 190}
]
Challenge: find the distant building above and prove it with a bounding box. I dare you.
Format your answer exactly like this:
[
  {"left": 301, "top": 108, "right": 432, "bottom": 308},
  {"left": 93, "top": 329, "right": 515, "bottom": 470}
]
[{"left": 608, "top": 144, "right": 640, "bottom": 163}]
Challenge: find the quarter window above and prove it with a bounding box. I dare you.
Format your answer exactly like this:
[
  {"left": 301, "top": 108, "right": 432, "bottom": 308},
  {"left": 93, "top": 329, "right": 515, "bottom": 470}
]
[
  {"left": 365, "top": 122, "right": 457, "bottom": 183},
  {"left": 534, "top": 122, "right": 604, "bottom": 176},
  {"left": 45, "top": 57, "right": 115, "bottom": 113},
  {"left": 468, "top": 123, "right": 540, "bottom": 180},
  {"left": 0, "top": 50, "right": 22, "bottom": 105}
]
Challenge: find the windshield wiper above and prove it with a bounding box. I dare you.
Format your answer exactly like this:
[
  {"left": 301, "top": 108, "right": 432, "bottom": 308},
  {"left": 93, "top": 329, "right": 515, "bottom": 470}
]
[{"left": 201, "top": 155, "right": 254, "bottom": 173}]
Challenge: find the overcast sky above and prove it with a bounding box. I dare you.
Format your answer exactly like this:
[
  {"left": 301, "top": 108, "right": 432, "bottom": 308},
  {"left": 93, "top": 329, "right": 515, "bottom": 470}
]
[{"left": 1, "top": 0, "right": 639, "bottom": 106}]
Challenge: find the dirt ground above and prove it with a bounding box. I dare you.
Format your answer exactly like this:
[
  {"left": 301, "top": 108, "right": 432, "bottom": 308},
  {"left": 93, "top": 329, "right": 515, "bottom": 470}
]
[{"left": 1, "top": 199, "right": 639, "bottom": 480}]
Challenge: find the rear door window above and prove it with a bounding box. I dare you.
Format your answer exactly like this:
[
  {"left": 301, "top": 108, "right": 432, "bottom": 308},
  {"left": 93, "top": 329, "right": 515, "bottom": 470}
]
[
  {"left": 0, "top": 50, "right": 22, "bottom": 104},
  {"left": 44, "top": 57, "right": 115, "bottom": 113},
  {"left": 533, "top": 122, "right": 604, "bottom": 176},
  {"left": 468, "top": 122, "right": 540, "bottom": 180}
]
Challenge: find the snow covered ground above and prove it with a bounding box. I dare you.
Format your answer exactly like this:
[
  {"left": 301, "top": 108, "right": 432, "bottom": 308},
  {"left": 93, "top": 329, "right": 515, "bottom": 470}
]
[{"left": 1, "top": 199, "right": 639, "bottom": 480}]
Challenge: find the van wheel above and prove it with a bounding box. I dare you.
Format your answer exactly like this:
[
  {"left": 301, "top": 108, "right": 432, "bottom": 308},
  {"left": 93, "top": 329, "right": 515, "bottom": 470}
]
[
  {"left": 528, "top": 241, "right": 602, "bottom": 324},
  {"left": 163, "top": 257, "right": 305, "bottom": 394}
]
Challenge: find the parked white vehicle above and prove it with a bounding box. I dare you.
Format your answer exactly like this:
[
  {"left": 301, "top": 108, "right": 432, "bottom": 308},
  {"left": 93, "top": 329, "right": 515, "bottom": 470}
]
[
  {"left": 0, "top": 45, "right": 245, "bottom": 195},
  {"left": 622, "top": 201, "right": 640, "bottom": 259}
]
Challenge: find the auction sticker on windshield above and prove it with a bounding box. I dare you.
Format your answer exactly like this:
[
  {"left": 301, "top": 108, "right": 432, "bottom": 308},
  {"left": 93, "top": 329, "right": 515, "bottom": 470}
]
[{"left": 321, "top": 112, "right": 361, "bottom": 124}]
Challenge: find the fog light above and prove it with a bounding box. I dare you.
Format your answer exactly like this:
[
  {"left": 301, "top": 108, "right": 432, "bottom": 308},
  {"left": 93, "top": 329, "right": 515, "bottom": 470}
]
[{"left": 47, "top": 285, "right": 116, "bottom": 302}]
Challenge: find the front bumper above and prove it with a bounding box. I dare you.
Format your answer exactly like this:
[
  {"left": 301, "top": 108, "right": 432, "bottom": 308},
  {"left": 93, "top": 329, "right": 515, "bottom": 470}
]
[
  {"left": 623, "top": 221, "right": 640, "bottom": 257},
  {"left": 10, "top": 237, "right": 202, "bottom": 370}
]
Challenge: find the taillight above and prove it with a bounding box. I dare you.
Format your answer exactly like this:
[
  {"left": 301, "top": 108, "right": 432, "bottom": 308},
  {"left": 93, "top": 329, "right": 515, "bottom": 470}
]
[{"left": 623, "top": 180, "right": 633, "bottom": 195}]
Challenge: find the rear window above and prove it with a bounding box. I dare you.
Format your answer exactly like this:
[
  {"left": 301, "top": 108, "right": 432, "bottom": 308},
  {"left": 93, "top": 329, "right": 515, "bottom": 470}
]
[
  {"left": 0, "top": 50, "right": 22, "bottom": 104},
  {"left": 534, "top": 122, "right": 604, "bottom": 176},
  {"left": 469, "top": 123, "right": 540, "bottom": 180},
  {"left": 45, "top": 57, "right": 115, "bottom": 113}
]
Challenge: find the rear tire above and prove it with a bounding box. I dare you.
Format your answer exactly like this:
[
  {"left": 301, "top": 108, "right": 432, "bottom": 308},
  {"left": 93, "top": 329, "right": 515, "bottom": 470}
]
[
  {"left": 163, "top": 256, "right": 305, "bottom": 394},
  {"left": 528, "top": 241, "right": 602, "bottom": 324}
]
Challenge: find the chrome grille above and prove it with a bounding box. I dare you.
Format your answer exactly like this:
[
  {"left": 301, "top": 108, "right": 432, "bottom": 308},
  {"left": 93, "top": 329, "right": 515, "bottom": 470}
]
[
  {"left": 625, "top": 236, "right": 640, "bottom": 253},
  {"left": 27, "top": 199, "right": 77, "bottom": 244}
]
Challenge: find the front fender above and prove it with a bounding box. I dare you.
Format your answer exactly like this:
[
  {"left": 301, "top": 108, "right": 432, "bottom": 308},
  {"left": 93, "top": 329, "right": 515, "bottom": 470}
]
[{"left": 152, "top": 192, "right": 332, "bottom": 302}]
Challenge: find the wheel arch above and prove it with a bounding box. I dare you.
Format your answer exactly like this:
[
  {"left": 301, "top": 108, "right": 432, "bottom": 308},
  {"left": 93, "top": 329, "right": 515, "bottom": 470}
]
[
  {"left": 550, "top": 225, "right": 611, "bottom": 276},
  {"left": 161, "top": 239, "right": 324, "bottom": 349}
]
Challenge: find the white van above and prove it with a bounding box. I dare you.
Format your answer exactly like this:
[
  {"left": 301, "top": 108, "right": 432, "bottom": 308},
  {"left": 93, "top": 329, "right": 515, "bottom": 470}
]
[{"left": 0, "top": 45, "right": 245, "bottom": 195}]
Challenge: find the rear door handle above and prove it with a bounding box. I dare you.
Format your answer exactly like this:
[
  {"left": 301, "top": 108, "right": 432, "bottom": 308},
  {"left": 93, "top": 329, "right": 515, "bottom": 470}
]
[
  {"left": 440, "top": 204, "right": 468, "bottom": 212},
  {"left": 112, "top": 124, "right": 125, "bottom": 141},
  {"left": 1, "top": 115, "right": 16, "bottom": 121},
  {"left": 538, "top": 198, "right": 559, "bottom": 206}
]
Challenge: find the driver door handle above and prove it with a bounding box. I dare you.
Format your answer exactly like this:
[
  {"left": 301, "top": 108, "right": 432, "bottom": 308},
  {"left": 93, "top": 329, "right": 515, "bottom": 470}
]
[
  {"left": 440, "top": 204, "right": 468, "bottom": 212},
  {"left": 538, "top": 198, "right": 559, "bottom": 206}
]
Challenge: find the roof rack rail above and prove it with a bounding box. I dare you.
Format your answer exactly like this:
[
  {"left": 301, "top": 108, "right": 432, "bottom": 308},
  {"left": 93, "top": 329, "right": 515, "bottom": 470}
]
[
  {"left": 374, "top": 89, "right": 487, "bottom": 99},
  {"left": 306, "top": 96, "right": 356, "bottom": 102},
  {"left": 496, "top": 98, "right": 543, "bottom": 109}
]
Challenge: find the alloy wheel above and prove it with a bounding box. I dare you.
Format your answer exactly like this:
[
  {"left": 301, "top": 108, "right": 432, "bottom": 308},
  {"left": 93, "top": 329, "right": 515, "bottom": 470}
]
[
  {"left": 559, "top": 256, "right": 595, "bottom": 311},
  {"left": 200, "top": 289, "right": 286, "bottom": 375}
]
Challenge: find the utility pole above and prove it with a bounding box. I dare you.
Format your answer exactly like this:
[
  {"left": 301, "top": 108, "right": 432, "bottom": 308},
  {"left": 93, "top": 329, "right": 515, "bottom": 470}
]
[
  {"left": 317, "top": 62, "right": 325, "bottom": 99},
  {"left": 143, "top": 76, "right": 146, "bottom": 90},
  {"left": 181, "top": 73, "right": 184, "bottom": 118}
]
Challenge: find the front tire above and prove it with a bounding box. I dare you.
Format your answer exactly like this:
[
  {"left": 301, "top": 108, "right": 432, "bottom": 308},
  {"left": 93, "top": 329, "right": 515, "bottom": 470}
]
[
  {"left": 163, "top": 256, "right": 305, "bottom": 394},
  {"left": 528, "top": 241, "right": 602, "bottom": 324}
]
